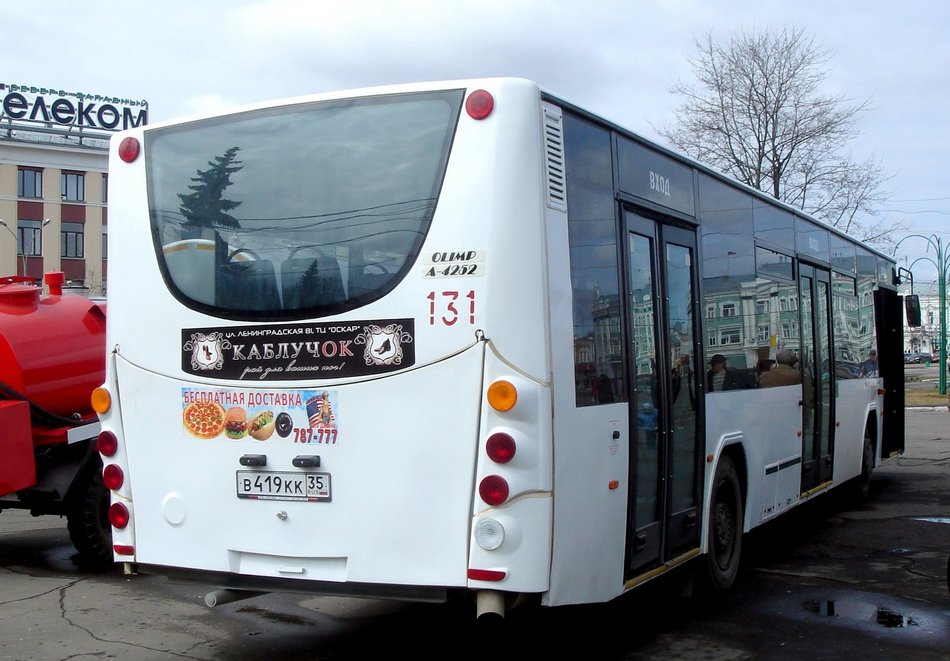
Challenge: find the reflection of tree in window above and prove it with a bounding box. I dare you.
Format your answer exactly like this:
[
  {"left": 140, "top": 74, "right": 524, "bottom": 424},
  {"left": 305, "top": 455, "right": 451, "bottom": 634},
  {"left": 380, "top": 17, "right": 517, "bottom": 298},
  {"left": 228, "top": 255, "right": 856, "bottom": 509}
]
[{"left": 177, "top": 147, "right": 243, "bottom": 232}]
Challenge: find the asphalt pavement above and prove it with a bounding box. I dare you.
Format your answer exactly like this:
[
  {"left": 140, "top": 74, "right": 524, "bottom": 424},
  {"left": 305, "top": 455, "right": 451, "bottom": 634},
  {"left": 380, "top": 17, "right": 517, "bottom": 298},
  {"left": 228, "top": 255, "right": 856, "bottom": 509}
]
[{"left": 0, "top": 408, "right": 947, "bottom": 659}]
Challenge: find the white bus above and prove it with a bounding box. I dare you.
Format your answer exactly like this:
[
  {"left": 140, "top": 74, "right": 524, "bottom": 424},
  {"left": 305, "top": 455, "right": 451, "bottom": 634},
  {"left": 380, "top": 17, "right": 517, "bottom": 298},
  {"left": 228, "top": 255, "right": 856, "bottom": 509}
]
[{"left": 93, "top": 78, "right": 905, "bottom": 619}]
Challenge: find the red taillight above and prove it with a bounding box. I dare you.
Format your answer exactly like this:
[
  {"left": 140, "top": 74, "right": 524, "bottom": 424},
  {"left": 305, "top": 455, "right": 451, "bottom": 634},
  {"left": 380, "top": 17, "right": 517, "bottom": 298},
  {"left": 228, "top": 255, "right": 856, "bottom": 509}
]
[
  {"left": 479, "top": 475, "right": 509, "bottom": 506},
  {"left": 109, "top": 502, "right": 130, "bottom": 529},
  {"left": 118, "top": 136, "right": 140, "bottom": 163},
  {"left": 113, "top": 544, "right": 135, "bottom": 556},
  {"left": 468, "top": 568, "right": 507, "bottom": 582},
  {"left": 102, "top": 464, "right": 124, "bottom": 490},
  {"left": 465, "top": 89, "right": 494, "bottom": 120},
  {"left": 486, "top": 433, "right": 516, "bottom": 464},
  {"left": 97, "top": 431, "right": 118, "bottom": 457}
]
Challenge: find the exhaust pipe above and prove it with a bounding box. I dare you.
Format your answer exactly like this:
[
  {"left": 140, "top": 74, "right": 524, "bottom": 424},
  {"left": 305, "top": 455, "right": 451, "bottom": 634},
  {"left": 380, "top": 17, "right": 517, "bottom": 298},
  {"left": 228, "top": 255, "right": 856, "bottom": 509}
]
[
  {"left": 475, "top": 589, "right": 505, "bottom": 619},
  {"left": 204, "top": 589, "right": 266, "bottom": 608}
]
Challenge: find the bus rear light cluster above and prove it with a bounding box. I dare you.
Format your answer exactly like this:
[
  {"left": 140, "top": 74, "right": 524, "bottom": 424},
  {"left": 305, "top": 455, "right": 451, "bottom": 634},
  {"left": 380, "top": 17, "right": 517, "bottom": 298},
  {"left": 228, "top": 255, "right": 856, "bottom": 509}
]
[
  {"left": 109, "top": 502, "right": 130, "bottom": 529},
  {"left": 474, "top": 518, "right": 505, "bottom": 551},
  {"left": 479, "top": 474, "right": 509, "bottom": 506},
  {"left": 102, "top": 464, "right": 124, "bottom": 491},
  {"left": 481, "top": 380, "right": 520, "bottom": 506},
  {"left": 91, "top": 387, "right": 112, "bottom": 414},
  {"left": 487, "top": 380, "right": 517, "bottom": 412},
  {"left": 467, "top": 568, "right": 506, "bottom": 582},
  {"left": 94, "top": 388, "right": 133, "bottom": 553},
  {"left": 486, "top": 432, "right": 516, "bottom": 464},
  {"left": 97, "top": 431, "right": 118, "bottom": 457}
]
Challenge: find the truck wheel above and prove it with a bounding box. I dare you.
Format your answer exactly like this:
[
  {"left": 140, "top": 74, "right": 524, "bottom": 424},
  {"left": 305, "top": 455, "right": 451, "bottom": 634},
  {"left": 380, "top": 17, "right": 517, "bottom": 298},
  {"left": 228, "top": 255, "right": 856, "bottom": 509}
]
[
  {"left": 67, "top": 466, "right": 113, "bottom": 567},
  {"left": 700, "top": 455, "right": 743, "bottom": 593}
]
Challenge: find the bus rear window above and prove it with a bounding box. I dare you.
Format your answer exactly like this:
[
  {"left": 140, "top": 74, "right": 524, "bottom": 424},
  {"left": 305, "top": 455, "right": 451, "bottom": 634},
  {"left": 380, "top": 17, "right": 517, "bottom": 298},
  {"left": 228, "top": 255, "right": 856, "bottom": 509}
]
[{"left": 146, "top": 90, "right": 463, "bottom": 320}]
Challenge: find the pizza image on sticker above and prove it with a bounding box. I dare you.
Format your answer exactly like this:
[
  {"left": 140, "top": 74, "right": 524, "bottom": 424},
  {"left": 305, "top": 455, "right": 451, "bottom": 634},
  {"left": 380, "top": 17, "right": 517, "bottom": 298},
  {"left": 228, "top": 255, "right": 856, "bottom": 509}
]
[{"left": 182, "top": 401, "right": 227, "bottom": 439}]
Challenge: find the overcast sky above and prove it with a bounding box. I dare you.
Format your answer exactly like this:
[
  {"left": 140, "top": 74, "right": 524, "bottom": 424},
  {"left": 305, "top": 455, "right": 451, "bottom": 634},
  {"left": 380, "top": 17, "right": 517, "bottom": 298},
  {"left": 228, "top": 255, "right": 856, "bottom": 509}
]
[{"left": 5, "top": 0, "right": 948, "bottom": 282}]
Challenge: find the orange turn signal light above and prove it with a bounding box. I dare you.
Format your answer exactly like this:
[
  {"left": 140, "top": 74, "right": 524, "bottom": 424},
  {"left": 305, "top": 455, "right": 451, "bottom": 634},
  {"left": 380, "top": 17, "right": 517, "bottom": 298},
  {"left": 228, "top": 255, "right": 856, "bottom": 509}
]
[
  {"left": 487, "top": 380, "right": 518, "bottom": 412},
  {"left": 91, "top": 387, "right": 112, "bottom": 414}
]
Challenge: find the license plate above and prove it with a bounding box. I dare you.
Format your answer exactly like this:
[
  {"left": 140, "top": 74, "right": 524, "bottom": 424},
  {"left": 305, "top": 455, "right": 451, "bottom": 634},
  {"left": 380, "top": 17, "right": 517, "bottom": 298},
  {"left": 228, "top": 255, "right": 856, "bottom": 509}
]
[{"left": 236, "top": 471, "right": 331, "bottom": 502}]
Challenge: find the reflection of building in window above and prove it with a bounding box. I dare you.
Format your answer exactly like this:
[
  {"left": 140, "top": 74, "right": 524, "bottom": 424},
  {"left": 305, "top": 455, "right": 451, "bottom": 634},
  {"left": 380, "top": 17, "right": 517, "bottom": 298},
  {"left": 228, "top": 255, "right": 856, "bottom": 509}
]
[
  {"left": 594, "top": 294, "right": 624, "bottom": 365},
  {"left": 707, "top": 332, "right": 718, "bottom": 347},
  {"left": 575, "top": 339, "right": 593, "bottom": 365},
  {"left": 719, "top": 327, "right": 741, "bottom": 345}
]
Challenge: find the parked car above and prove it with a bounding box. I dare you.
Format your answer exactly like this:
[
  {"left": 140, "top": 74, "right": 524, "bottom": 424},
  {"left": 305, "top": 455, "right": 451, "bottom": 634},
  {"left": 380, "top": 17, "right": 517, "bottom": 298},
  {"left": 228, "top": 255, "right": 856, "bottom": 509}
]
[{"left": 904, "top": 352, "right": 930, "bottom": 364}]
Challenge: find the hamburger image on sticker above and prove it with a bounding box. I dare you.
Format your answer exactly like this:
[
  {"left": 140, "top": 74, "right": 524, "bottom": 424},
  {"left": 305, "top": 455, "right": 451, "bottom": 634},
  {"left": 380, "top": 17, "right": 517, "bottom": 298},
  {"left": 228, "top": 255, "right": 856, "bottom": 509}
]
[{"left": 224, "top": 407, "right": 248, "bottom": 440}]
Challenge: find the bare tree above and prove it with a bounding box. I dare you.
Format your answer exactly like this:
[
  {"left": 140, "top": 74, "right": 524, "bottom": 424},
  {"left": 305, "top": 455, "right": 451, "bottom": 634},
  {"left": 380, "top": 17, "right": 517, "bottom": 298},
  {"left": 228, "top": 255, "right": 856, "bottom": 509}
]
[{"left": 658, "top": 27, "right": 900, "bottom": 248}]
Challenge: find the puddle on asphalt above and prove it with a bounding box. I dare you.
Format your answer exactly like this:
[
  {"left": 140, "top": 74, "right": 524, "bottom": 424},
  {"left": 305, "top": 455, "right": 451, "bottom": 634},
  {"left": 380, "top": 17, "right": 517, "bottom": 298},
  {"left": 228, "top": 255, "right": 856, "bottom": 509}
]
[{"left": 808, "top": 599, "right": 920, "bottom": 628}]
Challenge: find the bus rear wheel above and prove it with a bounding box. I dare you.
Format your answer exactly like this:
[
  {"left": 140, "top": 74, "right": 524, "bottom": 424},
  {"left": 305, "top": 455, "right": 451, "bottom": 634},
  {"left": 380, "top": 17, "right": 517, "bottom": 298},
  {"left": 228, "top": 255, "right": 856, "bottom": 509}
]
[{"left": 701, "top": 455, "right": 743, "bottom": 593}]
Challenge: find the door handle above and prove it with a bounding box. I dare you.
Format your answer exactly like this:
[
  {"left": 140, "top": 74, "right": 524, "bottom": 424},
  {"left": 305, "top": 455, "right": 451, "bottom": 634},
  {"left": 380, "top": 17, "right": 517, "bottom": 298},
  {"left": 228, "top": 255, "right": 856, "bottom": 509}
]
[{"left": 635, "top": 531, "right": 647, "bottom": 550}]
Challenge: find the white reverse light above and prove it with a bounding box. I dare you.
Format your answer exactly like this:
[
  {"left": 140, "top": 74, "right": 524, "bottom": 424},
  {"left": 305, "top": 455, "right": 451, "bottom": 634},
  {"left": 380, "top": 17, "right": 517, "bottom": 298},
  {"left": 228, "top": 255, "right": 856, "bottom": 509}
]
[{"left": 474, "top": 518, "right": 505, "bottom": 551}]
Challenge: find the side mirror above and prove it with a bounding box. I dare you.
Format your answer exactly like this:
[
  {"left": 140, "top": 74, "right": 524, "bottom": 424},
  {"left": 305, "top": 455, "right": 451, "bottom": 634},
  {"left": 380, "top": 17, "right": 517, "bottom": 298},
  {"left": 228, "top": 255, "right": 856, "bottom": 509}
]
[{"left": 905, "top": 294, "right": 922, "bottom": 327}]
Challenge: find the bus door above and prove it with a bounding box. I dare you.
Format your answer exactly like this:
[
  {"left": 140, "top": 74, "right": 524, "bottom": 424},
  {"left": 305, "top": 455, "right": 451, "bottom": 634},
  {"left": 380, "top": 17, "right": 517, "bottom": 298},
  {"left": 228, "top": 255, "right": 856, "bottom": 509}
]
[
  {"left": 799, "top": 264, "right": 835, "bottom": 492},
  {"left": 623, "top": 210, "right": 702, "bottom": 577}
]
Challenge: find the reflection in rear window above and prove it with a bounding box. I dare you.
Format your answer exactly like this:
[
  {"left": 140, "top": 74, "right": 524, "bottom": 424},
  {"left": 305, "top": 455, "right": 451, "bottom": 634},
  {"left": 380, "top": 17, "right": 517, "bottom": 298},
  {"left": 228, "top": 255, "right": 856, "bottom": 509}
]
[{"left": 146, "top": 90, "right": 463, "bottom": 320}]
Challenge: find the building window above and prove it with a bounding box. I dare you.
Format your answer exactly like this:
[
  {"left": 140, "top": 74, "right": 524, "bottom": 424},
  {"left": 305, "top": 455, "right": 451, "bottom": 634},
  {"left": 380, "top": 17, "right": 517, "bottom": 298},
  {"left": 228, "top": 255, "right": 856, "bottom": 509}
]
[
  {"left": 61, "top": 172, "right": 85, "bottom": 202},
  {"left": 17, "top": 221, "right": 43, "bottom": 256},
  {"left": 102, "top": 174, "right": 108, "bottom": 203},
  {"left": 706, "top": 304, "right": 716, "bottom": 319},
  {"left": 102, "top": 225, "right": 108, "bottom": 259},
  {"left": 17, "top": 168, "right": 43, "bottom": 198},
  {"left": 61, "top": 223, "right": 85, "bottom": 258},
  {"left": 721, "top": 302, "right": 737, "bottom": 318}
]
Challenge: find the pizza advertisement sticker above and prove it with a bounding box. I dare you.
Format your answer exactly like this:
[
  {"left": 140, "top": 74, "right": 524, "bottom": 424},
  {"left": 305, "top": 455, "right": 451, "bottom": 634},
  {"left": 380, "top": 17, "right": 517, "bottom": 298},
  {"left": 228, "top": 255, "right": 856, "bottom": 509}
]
[{"left": 181, "top": 388, "right": 340, "bottom": 445}]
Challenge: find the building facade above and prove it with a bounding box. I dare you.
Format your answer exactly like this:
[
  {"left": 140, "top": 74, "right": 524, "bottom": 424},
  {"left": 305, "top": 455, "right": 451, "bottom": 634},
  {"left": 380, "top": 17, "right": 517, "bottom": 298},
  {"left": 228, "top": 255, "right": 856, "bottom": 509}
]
[{"left": 0, "top": 83, "right": 148, "bottom": 295}]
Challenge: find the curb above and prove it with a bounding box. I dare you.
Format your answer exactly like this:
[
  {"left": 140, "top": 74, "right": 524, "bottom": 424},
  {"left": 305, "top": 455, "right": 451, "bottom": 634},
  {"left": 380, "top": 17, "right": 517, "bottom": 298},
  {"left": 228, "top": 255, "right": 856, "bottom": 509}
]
[{"left": 906, "top": 406, "right": 947, "bottom": 413}]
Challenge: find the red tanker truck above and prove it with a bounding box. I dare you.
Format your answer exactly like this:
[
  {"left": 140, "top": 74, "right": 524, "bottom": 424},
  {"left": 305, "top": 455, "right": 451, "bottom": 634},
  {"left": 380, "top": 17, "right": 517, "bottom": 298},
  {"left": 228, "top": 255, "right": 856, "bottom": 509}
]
[{"left": 0, "top": 272, "right": 109, "bottom": 564}]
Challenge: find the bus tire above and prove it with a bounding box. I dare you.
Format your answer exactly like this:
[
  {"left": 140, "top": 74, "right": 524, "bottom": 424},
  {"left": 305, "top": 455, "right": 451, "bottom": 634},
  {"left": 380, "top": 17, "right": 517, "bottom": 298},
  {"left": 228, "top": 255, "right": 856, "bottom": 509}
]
[
  {"left": 701, "top": 455, "right": 743, "bottom": 593},
  {"left": 843, "top": 424, "right": 875, "bottom": 507},
  {"left": 66, "top": 465, "right": 113, "bottom": 568},
  {"left": 855, "top": 425, "right": 875, "bottom": 500}
]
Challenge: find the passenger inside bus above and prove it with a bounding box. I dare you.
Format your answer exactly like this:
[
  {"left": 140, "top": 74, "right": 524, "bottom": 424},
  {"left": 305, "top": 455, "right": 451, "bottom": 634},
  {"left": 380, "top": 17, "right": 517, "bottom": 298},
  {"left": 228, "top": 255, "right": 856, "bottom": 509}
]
[
  {"left": 706, "top": 354, "right": 752, "bottom": 391},
  {"left": 758, "top": 350, "right": 803, "bottom": 388}
]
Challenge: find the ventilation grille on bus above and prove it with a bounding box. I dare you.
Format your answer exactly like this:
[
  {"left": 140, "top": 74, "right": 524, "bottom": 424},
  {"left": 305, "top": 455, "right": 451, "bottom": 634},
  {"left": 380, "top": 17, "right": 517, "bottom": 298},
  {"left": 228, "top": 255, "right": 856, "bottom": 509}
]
[{"left": 542, "top": 106, "right": 568, "bottom": 212}]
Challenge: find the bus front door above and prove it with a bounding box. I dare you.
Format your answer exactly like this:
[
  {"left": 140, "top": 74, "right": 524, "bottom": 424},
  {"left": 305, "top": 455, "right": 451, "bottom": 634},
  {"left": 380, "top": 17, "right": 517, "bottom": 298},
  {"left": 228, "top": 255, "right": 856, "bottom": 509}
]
[
  {"left": 799, "top": 264, "right": 835, "bottom": 492},
  {"left": 624, "top": 211, "right": 703, "bottom": 578}
]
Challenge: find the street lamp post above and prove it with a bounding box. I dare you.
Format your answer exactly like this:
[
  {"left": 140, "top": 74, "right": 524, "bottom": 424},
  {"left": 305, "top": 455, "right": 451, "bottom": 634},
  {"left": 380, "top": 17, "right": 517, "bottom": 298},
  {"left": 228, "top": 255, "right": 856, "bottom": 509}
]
[
  {"left": 0, "top": 218, "right": 26, "bottom": 277},
  {"left": 896, "top": 233, "right": 950, "bottom": 396}
]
